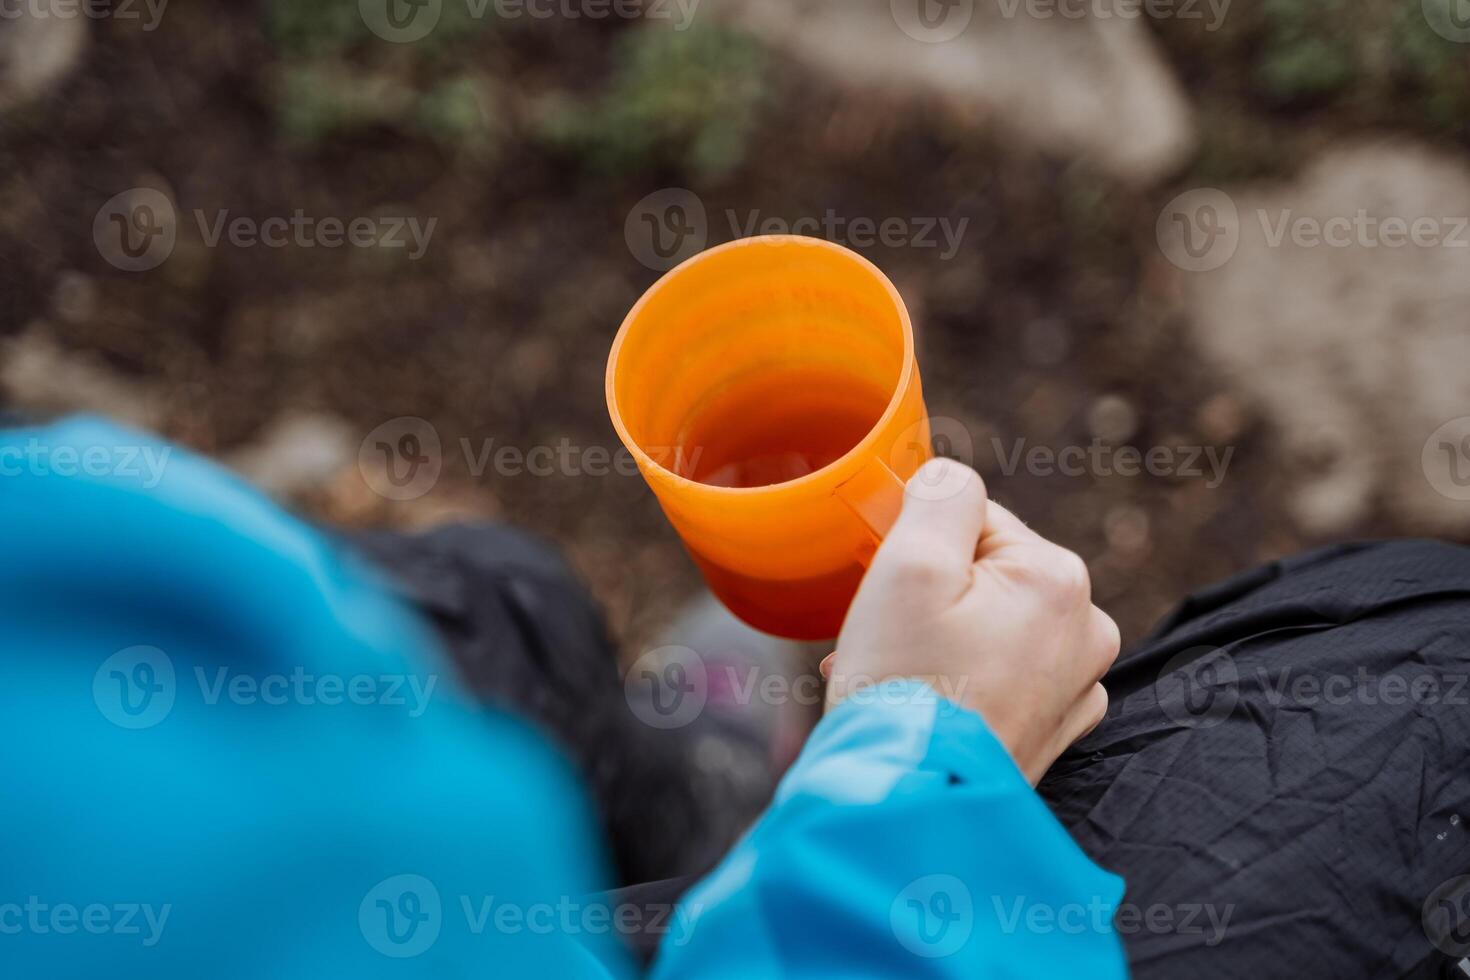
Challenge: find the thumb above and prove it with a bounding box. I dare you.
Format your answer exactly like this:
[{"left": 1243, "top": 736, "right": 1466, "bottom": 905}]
[{"left": 874, "top": 458, "right": 988, "bottom": 584}]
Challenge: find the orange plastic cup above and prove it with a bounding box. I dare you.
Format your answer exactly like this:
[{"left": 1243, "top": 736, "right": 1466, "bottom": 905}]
[{"left": 607, "top": 236, "right": 932, "bottom": 640}]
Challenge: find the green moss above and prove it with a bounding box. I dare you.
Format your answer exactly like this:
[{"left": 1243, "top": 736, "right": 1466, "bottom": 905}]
[
  {"left": 265, "top": 0, "right": 489, "bottom": 57},
  {"left": 1256, "top": 0, "right": 1357, "bottom": 102},
  {"left": 536, "top": 26, "right": 770, "bottom": 180},
  {"left": 1389, "top": 0, "right": 1470, "bottom": 132},
  {"left": 276, "top": 64, "right": 504, "bottom": 153},
  {"left": 265, "top": 0, "right": 500, "bottom": 148},
  {"left": 415, "top": 76, "right": 502, "bottom": 154},
  {"left": 265, "top": 0, "right": 373, "bottom": 57},
  {"left": 276, "top": 65, "right": 416, "bottom": 144},
  {"left": 1257, "top": 37, "right": 1356, "bottom": 101}
]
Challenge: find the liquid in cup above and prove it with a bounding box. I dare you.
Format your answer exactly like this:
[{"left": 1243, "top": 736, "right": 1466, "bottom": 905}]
[{"left": 607, "top": 236, "right": 932, "bottom": 641}]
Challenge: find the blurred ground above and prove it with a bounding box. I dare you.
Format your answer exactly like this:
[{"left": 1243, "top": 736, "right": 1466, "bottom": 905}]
[{"left": 3, "top": 0, "right": 1469, "bottom": 655}]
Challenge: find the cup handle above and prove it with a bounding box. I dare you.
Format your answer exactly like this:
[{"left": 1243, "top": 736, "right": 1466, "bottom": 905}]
[{"left": 835, "top": 457, "right": 910, "bottom": 563}]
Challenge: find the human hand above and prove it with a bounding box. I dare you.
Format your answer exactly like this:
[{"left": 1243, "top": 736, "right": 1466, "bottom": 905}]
[{"left": 825, "top": 458, "right": 1120, "bottom": 785}]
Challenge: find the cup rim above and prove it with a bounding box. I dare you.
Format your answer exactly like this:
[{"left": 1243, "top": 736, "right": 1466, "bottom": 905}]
[{"left": 606, "top": 235, "right": 917, "bottom": 498}]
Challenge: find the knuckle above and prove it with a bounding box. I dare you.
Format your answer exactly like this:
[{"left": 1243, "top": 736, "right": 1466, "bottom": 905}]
[
  {"left": 1044, "top": 547, "right": 1092, "bottom": 601},
  {"left": 1096, "top": 612, "right": 1122, "bottom": 661},
  {"left": 881, "top": 547, "right": 949, "bottom": 591},
  {"left": 1090, "top": 637, "right": 1120, "bottom": 685}
]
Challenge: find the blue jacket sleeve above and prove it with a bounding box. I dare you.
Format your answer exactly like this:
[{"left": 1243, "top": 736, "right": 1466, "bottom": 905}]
[
  {"left": 0, "top": 417, "right": 631, "bottom": 979},
  {"left": 650, "top": 680, "right": 1129, "bottom": 977}
]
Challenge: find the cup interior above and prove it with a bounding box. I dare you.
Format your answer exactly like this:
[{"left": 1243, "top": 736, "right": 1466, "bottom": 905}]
[{"left": 609, "top": 238, "right": 910, "bottom": 487}]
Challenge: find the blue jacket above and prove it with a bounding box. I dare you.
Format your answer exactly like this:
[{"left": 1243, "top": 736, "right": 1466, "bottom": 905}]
[{"left": 0, "top": 418, "right": 1127, "bottom": 977}]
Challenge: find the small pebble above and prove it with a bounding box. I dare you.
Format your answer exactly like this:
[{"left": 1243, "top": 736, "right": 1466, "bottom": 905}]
[
  {"left": 1088, "top": 395, "right": 1139, "bottom": 445},
  {"left": 1104, "top": 504, "right": 1151, "bottom": 557},
  {"left": 1197, "top": 393, "right": 1248, "bottom": 444},
  {"left": 1022, "top": 318, "right": 1071, "bottom": 367},
  {"left": 51, "top": 271, "right": 96, "bottom": 324}
]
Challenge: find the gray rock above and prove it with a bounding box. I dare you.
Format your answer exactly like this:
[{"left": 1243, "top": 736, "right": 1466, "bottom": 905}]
[
  {"left": 0, "top": 9, "right": 86, "bottom": 113},
  {"left": 226, "top": 413, "right": 355, "bottom": 500},
  {"left": 1172, "top": 143, "right": 1470, "bottom": 534},
  {"left": 702, "top": 0, "right": 1195, "bottom": 183},
  {"left": 2, "top": 329, "right": 164, "bottom": 428}
]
